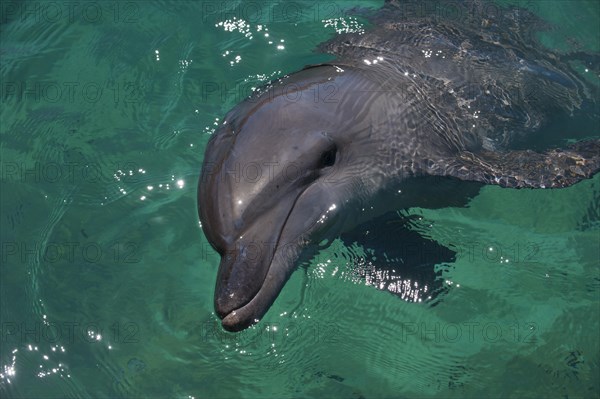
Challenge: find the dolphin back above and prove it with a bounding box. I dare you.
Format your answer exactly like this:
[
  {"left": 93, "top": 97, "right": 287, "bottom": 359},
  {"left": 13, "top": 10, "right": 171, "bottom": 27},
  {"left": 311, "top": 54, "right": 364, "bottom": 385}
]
[{"left": 318, "top": 0, "right": 598, "bottom": 151}]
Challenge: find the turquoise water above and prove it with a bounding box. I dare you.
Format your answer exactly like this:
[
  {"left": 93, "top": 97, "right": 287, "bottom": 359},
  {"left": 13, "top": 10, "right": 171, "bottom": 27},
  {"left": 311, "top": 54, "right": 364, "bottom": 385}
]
[{"left": 1, "top": 1, "right": 598, "bottom": 398}]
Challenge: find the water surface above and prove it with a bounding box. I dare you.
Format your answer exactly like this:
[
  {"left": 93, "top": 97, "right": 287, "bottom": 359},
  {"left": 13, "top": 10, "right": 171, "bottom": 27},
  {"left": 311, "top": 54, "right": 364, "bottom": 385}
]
[{"left": 1, "top": 1, "right": 598, "bottom": 398}]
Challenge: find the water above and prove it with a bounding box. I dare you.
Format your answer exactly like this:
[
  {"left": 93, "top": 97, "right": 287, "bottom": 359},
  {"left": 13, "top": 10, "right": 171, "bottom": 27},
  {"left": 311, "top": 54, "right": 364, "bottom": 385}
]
[{"left": 0, "top": 1, "right": 598, "bottom": 398}]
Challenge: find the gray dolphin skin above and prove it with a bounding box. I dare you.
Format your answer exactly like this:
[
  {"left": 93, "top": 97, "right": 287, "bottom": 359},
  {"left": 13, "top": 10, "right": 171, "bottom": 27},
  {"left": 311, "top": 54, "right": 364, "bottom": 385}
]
[{"left": 198, "top": 1, "right": 600, "bottom": 332}]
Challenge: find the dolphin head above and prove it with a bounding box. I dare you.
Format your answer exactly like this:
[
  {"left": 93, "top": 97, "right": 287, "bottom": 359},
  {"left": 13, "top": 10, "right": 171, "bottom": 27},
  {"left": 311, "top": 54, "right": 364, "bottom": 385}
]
[{"left": 198, "top": 65, "right": 391, "bottom": 331}]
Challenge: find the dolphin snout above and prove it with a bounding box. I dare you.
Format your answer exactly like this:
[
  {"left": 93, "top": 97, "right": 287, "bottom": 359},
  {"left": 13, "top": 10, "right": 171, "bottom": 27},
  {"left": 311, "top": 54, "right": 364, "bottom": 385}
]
[
  {"left": 214, "top": 262, "right": 248, "bottom": 319},
  {"left": 214, "top": 240, "right": 273, "bottom": 320}
]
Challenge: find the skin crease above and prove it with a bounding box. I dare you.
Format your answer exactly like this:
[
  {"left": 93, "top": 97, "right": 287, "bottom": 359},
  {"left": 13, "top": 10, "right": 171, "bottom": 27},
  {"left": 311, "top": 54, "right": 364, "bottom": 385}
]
[{"left": 198, "top": 2, "right": 600, "bottom": 332}]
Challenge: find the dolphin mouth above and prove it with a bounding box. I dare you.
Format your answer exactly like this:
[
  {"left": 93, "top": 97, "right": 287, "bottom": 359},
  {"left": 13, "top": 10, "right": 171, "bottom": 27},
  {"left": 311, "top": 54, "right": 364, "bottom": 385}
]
[
  {"left": 216, "top": 257, "right": 277, "bottom": 332},
  {"left": 221, "top": 308, "right": 250, "bottom": 332},
  {"left": 219, "top": 277, "right": 275, "bottom": 332},
  {"left": 215, "top": 185, "right": 313, "bottom": 332},
  {"left": 217, "top": 246, "right": 294, "bottom": 332}
]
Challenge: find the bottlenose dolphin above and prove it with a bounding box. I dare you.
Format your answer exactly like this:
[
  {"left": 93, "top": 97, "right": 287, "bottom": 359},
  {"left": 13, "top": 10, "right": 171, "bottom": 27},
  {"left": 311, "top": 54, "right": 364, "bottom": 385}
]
[{"left": 198, "top": 1, "right": 600, "bottom": 331}]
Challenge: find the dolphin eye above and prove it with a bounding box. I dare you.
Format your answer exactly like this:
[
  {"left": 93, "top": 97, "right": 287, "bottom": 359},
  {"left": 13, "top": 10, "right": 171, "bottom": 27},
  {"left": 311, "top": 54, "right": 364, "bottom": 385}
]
[{"left": 320, "top": 146, "right": 337, "bottom": 168}]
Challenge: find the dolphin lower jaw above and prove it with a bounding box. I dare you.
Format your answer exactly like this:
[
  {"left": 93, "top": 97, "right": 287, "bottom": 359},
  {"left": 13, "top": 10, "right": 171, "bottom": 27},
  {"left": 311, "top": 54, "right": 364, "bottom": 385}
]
[
  {"left": 213, "top": 247, "right": 275, "bottom": 319},
  {"left": 219, "top": 246, "right": 300, "bottom": 331}
]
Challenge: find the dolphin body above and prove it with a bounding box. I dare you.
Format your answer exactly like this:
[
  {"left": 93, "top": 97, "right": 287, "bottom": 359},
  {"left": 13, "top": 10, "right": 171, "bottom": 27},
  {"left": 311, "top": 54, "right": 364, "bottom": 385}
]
[{"left": 198, "top": 1, "right": 600, "bottom": 331}]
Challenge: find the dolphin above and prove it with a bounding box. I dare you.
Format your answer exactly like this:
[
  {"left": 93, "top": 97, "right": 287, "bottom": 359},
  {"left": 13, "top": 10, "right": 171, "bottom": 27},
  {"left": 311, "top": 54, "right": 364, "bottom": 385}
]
[{"left": 198, "top": 1, "right": 600, "bottom": 331}]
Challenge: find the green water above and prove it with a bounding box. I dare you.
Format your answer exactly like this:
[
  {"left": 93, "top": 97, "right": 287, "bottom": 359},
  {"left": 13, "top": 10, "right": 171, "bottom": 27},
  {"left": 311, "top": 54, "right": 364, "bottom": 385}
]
[{"left": 1, "top": 1, "right": 598, "bottom": 398}]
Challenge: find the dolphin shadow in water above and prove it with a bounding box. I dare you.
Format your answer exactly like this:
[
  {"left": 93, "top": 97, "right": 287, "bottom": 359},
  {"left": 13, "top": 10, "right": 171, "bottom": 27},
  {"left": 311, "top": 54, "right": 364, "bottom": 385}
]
[
  {"left": 339, "top": 177, "right": 483, "bottom": 304},
  {"left": 340, "top": 212, "right": 455, "bottom": 305}
]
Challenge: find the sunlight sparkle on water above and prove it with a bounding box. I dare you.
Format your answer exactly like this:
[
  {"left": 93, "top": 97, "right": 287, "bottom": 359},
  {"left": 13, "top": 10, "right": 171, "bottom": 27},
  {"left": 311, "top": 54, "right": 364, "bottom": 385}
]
[
  {"left": 322, "top": 17, "right": 364, "bottom": 35},
  {"left": 0, "top": 350, "right": 17, "bottom": 384},
  {"left": 216, "top": 17, "right": 290, "bottom": 66}
]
